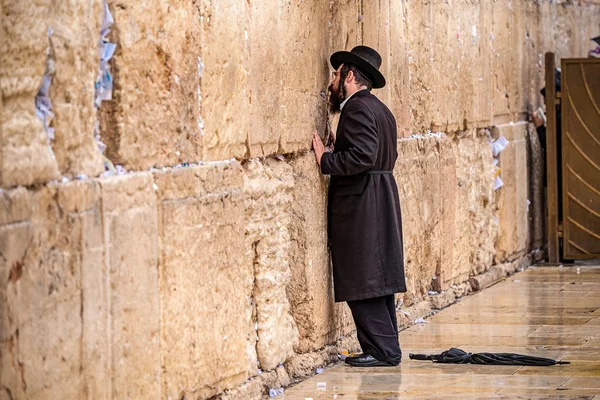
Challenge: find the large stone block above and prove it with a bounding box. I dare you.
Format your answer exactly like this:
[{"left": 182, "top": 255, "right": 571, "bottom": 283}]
[
  {"left": 279, "top": 0, "right": 330, "bottom": 155},
  {"left": 99, "top": 0, "right": 203, "bottom": 170},
  {"left": 153, "top": 163, "right": 253, "bottom": 399},
  {"left": 47, "top": 0, "right": 104, "bottom": 179},
  {"left": 0, "top": 1, "right": 60, "bottom": 188},
  {"left": 199, "top": 0, "right": 249, "bottom": 161},
  {"left": 244, "top": 159, "right": 298, "bottom": 370},
  {"left": 0, "top": 180, "right": 103, "bottom": 399},
  {"left": 492, "top": 122, "right": 529, "bottom": 262},
  {"left": 450, "top": 130, "right": 497, "bottom": 280},
  {"left": 403, "top": 0, "right": 493, "bottom": 133},
  {"left": 99, "top": 173, "right": 161, "bottom": 398},
  {"left": 287, "top": 153, "right": 353, "bottom": 354},
  {"left": 436, "top": 137, "right": 458, "bottom": 292},
  {"left": 0, "top": 0, "right": 104, "bottom": 188},
  {"left": 388, "top": 0, "right": 411, "bottom": 137},
  {"left": 394, "top": 136, "right": 443, "bottom": 305},
  {"left": 491, "top": 0, "right": 526, "bottom": 123}
]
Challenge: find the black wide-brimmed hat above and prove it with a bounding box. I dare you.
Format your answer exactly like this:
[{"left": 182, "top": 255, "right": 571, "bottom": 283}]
[
  {"left": 592, "top": 36, "right": 600, "bottom": 46},
  {"left": 330, "top": 45, "right": 386, "bottom": 89}
]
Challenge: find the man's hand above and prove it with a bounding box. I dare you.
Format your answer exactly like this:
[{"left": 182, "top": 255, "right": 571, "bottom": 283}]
[
  {"left": 532, "top": 110, "right": 545, "bottom": 128},
  {"left": 312, "top": 130, "right": 326, "bottom": 166}
]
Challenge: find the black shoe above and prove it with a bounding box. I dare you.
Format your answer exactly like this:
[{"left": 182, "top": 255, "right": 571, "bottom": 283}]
[
  {"left": 345, "top": 354, "right": 397, "bottom": 367},
  {"left": 344, "top": 353, "right": 367, "bottom": 364}
]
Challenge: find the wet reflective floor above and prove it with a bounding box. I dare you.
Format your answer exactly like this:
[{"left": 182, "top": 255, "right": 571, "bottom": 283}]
[{"left": 284, "top": 265, "right": 600, "bottom": 399}]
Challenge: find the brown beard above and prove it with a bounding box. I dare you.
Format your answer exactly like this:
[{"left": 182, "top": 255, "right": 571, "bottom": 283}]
[{"left": 328, "top": 81, "right": 346, "bottom": 114}]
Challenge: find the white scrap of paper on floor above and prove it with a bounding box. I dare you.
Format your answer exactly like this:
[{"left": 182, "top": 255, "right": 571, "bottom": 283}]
[{"left": 414, "top": 318, "right": 429, "bottom": 324}]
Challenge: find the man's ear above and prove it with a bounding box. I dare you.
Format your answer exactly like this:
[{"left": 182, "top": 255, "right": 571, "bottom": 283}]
[{"left": 345, "top": 70, "right": 354, "bottom": 84}]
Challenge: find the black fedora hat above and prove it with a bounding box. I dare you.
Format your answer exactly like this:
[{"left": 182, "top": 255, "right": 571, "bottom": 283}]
[{"left": 330, "top": 45, "right": 386, "bottom": 89}]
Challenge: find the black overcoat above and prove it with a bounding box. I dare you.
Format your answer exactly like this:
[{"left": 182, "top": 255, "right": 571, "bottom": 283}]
[{"left": 321, "top": 90, "right": 406, "bottom": 302}]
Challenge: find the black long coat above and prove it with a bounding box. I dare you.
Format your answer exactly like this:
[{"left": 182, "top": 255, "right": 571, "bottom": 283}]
[{"left": 321, "top": 90, "right": 406, "bottom": 302}]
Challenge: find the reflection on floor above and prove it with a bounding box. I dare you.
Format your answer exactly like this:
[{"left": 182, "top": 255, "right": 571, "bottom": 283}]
[{"left": 284, "top": 265, "right": 600, "bottom": 399}]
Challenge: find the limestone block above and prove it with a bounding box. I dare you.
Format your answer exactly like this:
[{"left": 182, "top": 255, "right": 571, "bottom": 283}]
[
  {"left": 362, "top": 0, "right": 391, "bottom": 106},
  {"left": 428, "top": 290, "right": 456, "bottom": 311},
  {"left": 279, "top": 0, "right": 330, "bottom": 155},
  {"left": 492, "top": 122, "right": 529, "bottom": 262},
  {"left": 198, "top": 0, "right": 249, "bottom": 161},
  {"left": 437, "top": 137, "right": 457, "bottom": 293},
  {"left": 244, "top": 159, "right": 298, "bottom": 371},
  {"left": 450, "top": 130, "right": 497, "bottom": 280},
  {"left": 153, "top": 163, "right": 253, "bottom": 399},
  {"left": 0, "top": 1, "right": 60, "bottom": 188},
  {"left": 287, "top": 153, "right": 353, "bottom": 354},
  {"left": 469, "top": 265, "right": 503, "bottom": 292},
  {"left": 99, "top": 173, "right": 161, "bottom": 398},
  {"left": 491, "top": 0, "right": 526, "bottom": 122},
  {"left": 0, "top": 180, "right": 104, "bottom": 399},
  {"left": 99, "top": 0, "right": 203, "bottom": 170},
  {"left": 394, "top": 136, "right": 443, "bottom": 305},
  {"left": 404, "top": 0, "right": 493, "bottom": 132},
  {"left": 388, "top": 0, "right": 411, "bottom": 137},
  {"left": 46, "top": 0, "right": 104, "bottom": 179},
  {"left": 329, "top": 0, "right": 362, "bottom": 52}
]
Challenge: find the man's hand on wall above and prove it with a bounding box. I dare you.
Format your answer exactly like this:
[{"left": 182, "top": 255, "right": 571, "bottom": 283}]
[{"left": 312, "top": 130, "right": 325, "bottom": 166}]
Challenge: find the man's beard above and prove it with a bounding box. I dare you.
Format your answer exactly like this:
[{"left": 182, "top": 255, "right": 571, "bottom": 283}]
[{"left": 328, "top": 81, "right": 346, "bottom": 114}]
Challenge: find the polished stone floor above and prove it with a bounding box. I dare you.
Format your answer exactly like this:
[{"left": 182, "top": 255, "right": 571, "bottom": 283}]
[{"left": 284, "top": 265, "right": 600, "bottom": 399}]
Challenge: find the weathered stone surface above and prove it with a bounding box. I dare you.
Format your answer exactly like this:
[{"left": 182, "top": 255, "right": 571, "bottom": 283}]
[
  {"left": 287, "top": 153, "right": 353, "bottom": 354},
  {"left": 428, "top": 290, "right": 456, "bottom": 311},
  {"left": 99, "top": 0, "right": 203, "bottom": 170},
  {"left": 395, "top": 136, "right": 443, "bottom": 305},
  {"left": 198, "top": 0, "right": 248, "bottom": 161},
  {"left": 0, "top": 180, "right": 103, "bottom": 399},
  {"left": 279, "top": 0, "right": 330, "bottom": 155},
  {"left": 0, "top": 1, "right": 104, "bottom": 188},
  {"left": 493, "top": 122, "right": 529, "bottom": 263},
  {"left": 396, "top": 300, "right": 432, "bottom": 331},
  {"left": 449, "top": 130, "right": 497, "bottom": 280},
  {"left": 0, "top": 1, "right": 60, "bottom": 188},
  {"left": 99, "top": 173, "right": 161, "bottom": 398},
  {"left": 469, "top": 265, "right": 503, "bottom": 292},
  {"left": 491, "top": 0, "right": 526, "bottom": 124},
  {"left": 154, "top": 163, "right": 252, "bottom": 399},
  {"left": 244, "top": 159, "right": 298, "bottom": 371},
  {"left": 47, "top": 0, "right": 104, "bottom": 180}
]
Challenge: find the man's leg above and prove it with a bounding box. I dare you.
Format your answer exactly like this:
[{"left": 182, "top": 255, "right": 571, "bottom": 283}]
[{"left": 347, "top": 294, "right": 402, "bottom": 365}]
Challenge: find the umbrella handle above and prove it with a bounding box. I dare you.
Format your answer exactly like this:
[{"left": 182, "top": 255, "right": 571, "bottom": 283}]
[{"left": 409, "top": 353, "right": 434, "bottom": 361}]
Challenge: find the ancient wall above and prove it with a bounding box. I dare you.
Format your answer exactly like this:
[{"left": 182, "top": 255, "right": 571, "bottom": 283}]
[{"left": 1, "top": 0, "right": 599, "bottom": 399}]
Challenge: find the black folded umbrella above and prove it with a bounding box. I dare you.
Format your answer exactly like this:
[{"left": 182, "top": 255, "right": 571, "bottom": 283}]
[{"left": 409, "top": 348, "right": 569, "bottom": 366}]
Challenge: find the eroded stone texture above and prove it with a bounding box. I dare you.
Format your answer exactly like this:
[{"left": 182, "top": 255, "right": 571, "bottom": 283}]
[
  {"left": 153, "top": 162, "right": 252, "bottom": 399},
  {"left": 100, "top": 173, "right": 161, "bottom": 398},
  {"left": 449, "top": 130, "right": 497, "bottom": 280},
  {"left": 492, "top": 122, "right": 529, "bottom": 263},
  {"left": 0, "top": 1, "right": 60, "bottom": 188},
  {"left": 0, "top": 181, "right": 103, "bottom": 399},
  {"left": 395, "top": 136, "right": 443, "bottom": 305},
  {"left": 244, "top": 159, "right": 298, "bottom": 371},
  {"left": 279, "top": 0, "right": 331, "bottom": 155},
  {"left": 287, "top": 153, "right": 353, "bottom": 354},
  {"left": 47, "top": 0, "right": 104, "bottom": 180},
  {"left": 99, "top": 0, "right": 203, "bottom": 170},
  {"left": 199, "top": 0, "right": 248, "bottom": 161}
]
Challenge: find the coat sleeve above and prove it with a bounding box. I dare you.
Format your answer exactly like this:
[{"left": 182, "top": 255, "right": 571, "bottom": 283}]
[{"left": 320, "top": 101, "right": 378, "bottom": 176}]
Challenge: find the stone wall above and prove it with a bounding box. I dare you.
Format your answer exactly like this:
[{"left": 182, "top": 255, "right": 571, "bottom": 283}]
[{"left": 1, "top": 0, "right": 599, "bottom": 399}]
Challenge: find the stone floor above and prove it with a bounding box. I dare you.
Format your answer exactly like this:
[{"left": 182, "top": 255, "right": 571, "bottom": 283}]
[{"left": 284, "top": 265, "right": 600, "bottom": 399}]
